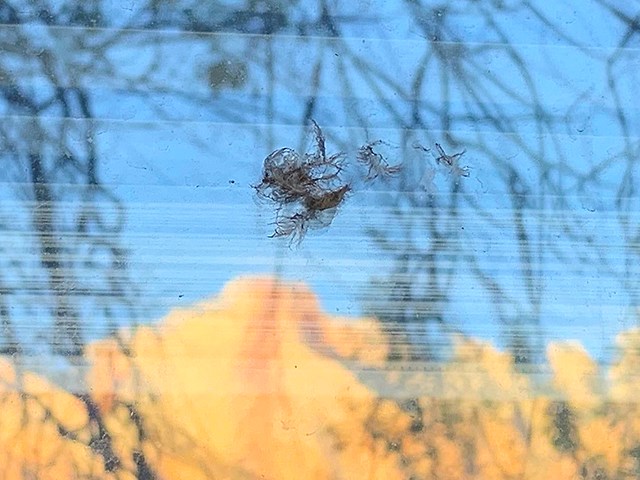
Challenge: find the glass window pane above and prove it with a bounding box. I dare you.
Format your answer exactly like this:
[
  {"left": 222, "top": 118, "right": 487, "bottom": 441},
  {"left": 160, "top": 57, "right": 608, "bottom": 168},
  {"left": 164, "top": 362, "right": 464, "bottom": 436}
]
[{"left": 1, "top": 1, "right": 638, "bottom": 478}]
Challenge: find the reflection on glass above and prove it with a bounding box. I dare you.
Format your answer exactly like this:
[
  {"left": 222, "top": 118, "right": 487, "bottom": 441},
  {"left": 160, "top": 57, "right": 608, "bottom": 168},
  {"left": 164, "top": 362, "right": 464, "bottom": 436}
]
[{"left": 0, "top": 1, "right": 639, "bottom": 478}]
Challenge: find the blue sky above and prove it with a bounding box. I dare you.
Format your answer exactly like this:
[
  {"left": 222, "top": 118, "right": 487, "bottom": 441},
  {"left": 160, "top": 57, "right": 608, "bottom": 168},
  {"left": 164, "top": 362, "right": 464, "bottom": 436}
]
[{"left": 3, "top": 1, "right": 639, "bottom": 364}]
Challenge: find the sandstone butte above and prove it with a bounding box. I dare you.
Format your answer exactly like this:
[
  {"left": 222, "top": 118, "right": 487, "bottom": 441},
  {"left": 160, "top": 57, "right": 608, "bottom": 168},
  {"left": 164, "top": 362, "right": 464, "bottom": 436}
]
[{"left": 1, "top": 276, "right": 640, "bottom": 479}]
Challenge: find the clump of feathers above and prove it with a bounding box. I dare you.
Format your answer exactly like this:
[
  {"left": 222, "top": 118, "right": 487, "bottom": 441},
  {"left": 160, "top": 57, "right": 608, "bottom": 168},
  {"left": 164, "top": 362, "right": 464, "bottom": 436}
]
[
  {"left": 254, "top": 120, "right": 351, "bottom": 245},
  {"left": 255, "top": 120, "right": 471, "bottom": 245}
]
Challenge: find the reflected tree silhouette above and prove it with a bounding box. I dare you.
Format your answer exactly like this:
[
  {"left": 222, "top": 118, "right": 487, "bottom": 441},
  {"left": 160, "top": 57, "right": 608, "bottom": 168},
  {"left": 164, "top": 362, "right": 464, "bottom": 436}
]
[
  {"left": 347, "top": 1, "right": 640, "bottom": 363},
  {"left": 0, "top": 3, "right": 148, "bottom": 478},
  {"left": 1, "top": 0, "right": 637, "bottom": 367},
  {"left": 0, "top": 1, "right": 637, "bottom": 478},
  {"left": 0, "top": 6, "right": 137, "bottom": 357}
]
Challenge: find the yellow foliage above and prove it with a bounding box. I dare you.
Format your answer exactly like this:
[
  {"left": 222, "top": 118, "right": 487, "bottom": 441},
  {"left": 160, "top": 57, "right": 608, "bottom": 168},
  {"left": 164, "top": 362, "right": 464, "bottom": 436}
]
[
  {"left": 579, "top": 416, "right": 624, "bottom": 473},
  {"left": 2, "top": 276, "right": 640, "bottom": 479},
  {"left": 548, "top": 342, "right": 601, "bottom": 410},
  {"left": 85, "top": 276, "right": 406, "bottom": 479},
  {"left": 609, "top": 328, "right": 640, "bottom": 401},
  {"left": 0, "top": 362, "right": 118, "bottom": 480}
]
